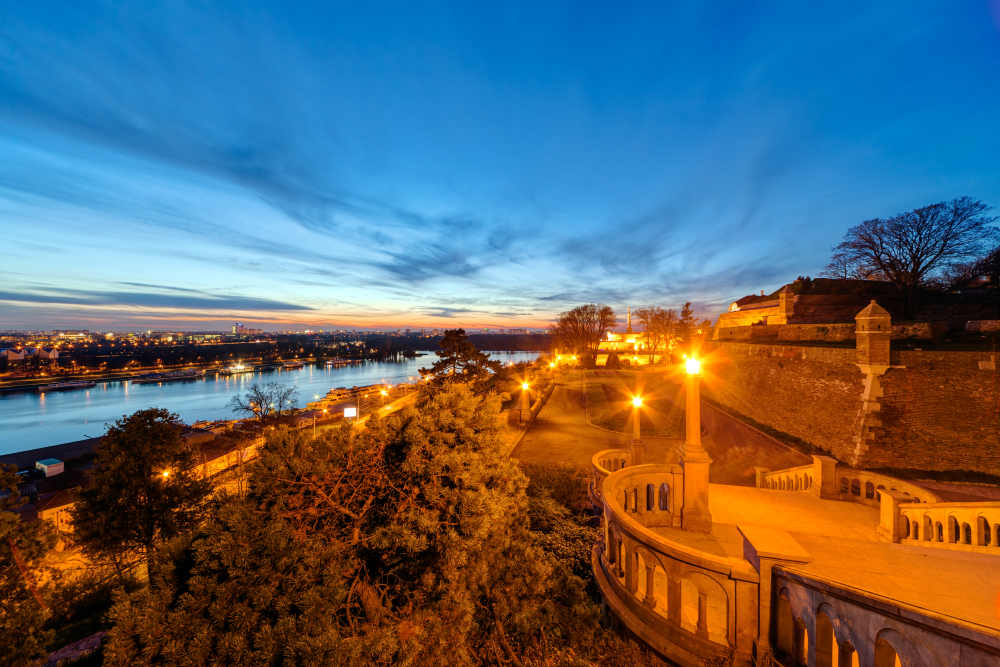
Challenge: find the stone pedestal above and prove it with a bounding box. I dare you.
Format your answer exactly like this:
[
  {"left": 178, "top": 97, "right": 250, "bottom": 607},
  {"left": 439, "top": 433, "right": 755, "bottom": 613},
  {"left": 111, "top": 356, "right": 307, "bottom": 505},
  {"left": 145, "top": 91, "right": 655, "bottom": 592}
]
[{"left": 681, "top": 371, "right": 713, "bottom": 533}]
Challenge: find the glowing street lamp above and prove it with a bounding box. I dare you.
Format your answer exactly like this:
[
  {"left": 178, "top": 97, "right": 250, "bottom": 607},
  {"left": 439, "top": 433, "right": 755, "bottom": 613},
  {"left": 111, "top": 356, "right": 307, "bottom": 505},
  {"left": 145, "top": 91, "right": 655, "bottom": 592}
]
[
  {"left": 521, "top": 382, "right": 530, "bottom": 412},
  {"left": 680, "top": 356, "right": 713, "bottom": 533}
]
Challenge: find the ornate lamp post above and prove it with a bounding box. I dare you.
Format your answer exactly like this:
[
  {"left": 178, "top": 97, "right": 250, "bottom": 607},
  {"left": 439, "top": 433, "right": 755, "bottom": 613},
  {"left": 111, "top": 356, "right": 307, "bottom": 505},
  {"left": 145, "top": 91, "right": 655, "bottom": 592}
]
[
  {"left": 680, "top": 357, "right": 713, "bottom": 533},
  {"left": 521, "top": 382, "right": 530, "bottom": 412}
]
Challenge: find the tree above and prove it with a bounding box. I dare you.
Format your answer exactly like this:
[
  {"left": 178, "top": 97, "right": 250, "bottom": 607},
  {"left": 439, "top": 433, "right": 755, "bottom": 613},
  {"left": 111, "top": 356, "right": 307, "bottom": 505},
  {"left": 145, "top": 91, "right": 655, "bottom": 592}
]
[
  {"left": 634, "top": 306, "right": 678, "bottom": 364},
  {"left": 419, "top": 328, "right": 502, "bottom": 390},
  {"left": 71, "top": 408, "right": 212, "bottom": 581},
  {"left": 227, "top": 382, "right": 299, "bottom": 426},
  {"left": 677, "top": 301, "right": 697, "bottom": 346},
  {"left": 549, "top": 303, "right": 617, "bottom": 354},
  {"left": 102, "top": 387, "right": 602, "bottom": 666},
  {"left": 819, "top": 250, "right": 884, "bottom": 281},
  {"left": 1, "top": 464, "right": 59, "bottom": 666},
  {"left": 825, "top": 197, "right": 998, "bottom": 319}
]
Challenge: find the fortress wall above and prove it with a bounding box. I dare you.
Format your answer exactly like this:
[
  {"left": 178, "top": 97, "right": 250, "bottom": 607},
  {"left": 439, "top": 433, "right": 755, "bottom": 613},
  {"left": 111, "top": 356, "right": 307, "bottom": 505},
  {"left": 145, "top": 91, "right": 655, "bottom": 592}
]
[
  {"left": 703, "top": 342, "right": 861, "bottom": 462},
  {"left": 704, "top": 342, "right": 1000, "bottom": 474},
  {"left": 714, "top": 321, "right": 951, "bottom": 343},
  {"left": 873, "top": 350, "right": 1000, "bottom": 474}
]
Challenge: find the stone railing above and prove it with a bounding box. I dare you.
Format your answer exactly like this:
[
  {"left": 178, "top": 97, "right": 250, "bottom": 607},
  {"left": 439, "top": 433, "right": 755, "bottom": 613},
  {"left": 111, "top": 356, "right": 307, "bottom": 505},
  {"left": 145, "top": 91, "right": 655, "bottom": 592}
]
[
  {"left": 755, "top": 456, "right": 941, "bottom": 506},
  {"left": 757, "top": 464, "right": 815, "bottom": 493},
  {"left": 591, "top": 448, "right": 631, "bottom": 500},
  {"left": 835, "top": 468, "right": 940, "bottom": 506},
  {"left": 888, "top": 495, "right": 1000, "bottom": 553},
  {"left": 592, "top": 462, "right": 758, "bottom": 665}
]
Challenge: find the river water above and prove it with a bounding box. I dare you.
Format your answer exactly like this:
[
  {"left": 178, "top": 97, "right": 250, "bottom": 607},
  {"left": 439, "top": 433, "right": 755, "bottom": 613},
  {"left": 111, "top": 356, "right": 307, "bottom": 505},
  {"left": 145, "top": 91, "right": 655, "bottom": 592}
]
[{"left": 0, "top": 351, "right": 540, "bottom": 455}]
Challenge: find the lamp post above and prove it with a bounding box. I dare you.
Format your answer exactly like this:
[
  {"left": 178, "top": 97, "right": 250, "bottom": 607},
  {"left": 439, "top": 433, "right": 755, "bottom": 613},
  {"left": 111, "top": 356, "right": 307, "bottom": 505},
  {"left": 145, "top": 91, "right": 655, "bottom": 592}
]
[
  {"left": 631, "top": 396, "right": 644, "bottom": 464},
  {"left": 680, "top": 357, "right": 713, "bottom": 533},
  {"left": 521, "top": 382, "right": 530, "bottom": 411}
]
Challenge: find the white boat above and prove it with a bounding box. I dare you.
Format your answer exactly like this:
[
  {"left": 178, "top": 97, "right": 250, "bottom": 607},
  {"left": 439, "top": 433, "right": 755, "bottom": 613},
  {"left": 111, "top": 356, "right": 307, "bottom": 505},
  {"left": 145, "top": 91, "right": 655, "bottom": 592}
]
[
  {"left": 218, "top": 364, "right": 254, "bottom": 375},
  {"left": 282, "top": 361, "right": 304, "bottom": 369}
]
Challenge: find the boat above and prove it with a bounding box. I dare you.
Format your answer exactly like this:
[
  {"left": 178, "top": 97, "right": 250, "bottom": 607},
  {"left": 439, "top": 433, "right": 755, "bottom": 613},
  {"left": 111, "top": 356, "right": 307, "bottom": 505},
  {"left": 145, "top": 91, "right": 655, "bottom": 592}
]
[
  {"left": 218, "top": 363, "right": 255, "bottom": 376},
  {"left": 37, "top": 381, "right": 97, "bottom": 392},
  {"left": 282, "top": 361, "right": 305, "bottom": 369},
  {"left": 131, "top": 370, "right": 206, "bottom": 385}
]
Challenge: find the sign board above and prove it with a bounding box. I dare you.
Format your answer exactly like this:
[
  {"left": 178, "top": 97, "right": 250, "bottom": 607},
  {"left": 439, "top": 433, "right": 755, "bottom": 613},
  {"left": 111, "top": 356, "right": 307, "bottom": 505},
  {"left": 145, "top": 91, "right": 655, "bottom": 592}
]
[{"left": 343, "top": 407, "right": 358, "bottom": 418}]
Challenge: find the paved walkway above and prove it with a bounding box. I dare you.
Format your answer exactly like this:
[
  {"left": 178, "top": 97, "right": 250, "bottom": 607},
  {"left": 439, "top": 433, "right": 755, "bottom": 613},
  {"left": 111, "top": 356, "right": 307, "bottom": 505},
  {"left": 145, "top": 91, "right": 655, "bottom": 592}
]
[{"left": 512, "top": 371, "right": 809, "bottom": 486}]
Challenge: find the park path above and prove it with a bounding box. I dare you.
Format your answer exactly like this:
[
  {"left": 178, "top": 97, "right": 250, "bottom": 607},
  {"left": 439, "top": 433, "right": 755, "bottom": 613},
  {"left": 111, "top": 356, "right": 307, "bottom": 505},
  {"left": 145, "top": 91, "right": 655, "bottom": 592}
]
[{"left": 512, "top": 370, "right": 809, "bottom": 487}]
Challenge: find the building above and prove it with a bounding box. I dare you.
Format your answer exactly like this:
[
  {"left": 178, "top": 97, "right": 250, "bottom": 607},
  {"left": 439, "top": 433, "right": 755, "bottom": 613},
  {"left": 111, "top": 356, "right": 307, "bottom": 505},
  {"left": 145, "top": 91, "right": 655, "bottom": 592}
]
[
  {"left": 589, "top": 303, "right": 1000, "bottom": 666},
  {"left": 595, "top": 308, "right": 657, "bottom": 367}
]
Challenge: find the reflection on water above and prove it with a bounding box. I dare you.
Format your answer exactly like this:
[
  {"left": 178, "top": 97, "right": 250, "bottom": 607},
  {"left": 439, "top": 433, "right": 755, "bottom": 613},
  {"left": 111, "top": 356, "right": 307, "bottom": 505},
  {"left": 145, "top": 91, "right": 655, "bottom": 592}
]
[{"left": 0, "top": 351, "right": 540, "bottom": 455}]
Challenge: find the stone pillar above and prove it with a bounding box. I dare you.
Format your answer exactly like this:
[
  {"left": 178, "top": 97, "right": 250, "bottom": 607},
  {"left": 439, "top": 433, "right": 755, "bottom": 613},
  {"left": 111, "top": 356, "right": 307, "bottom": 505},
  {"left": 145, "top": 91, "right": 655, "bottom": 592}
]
[
  {"left": 877, "top": 489, "right": 914, "bottom": 543},
  {"left": 839, "top": 642, "right": 857, "bottom": 667},
  {"left": 681, "top": 369, "right": 713, "bottom": 532},
  {"left": 811, "top": 455, "right": 840, "bottom": 500},
  {"left": 630, "top": 403, "right": 644, "bottom": 464},
  {"left": 697, "top": 592, "right": 709, "bottom": 638}
]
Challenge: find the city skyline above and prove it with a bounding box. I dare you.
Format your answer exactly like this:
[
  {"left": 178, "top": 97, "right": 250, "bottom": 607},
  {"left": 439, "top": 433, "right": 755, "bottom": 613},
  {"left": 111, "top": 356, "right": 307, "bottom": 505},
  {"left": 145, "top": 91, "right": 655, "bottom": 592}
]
[{"left": 2, "top": 2, "right": 1000, "bottom": 330}]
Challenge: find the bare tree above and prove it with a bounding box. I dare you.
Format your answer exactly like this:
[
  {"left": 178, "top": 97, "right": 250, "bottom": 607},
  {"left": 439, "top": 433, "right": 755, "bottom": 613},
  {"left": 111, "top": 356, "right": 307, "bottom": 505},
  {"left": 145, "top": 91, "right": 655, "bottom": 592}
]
[
  {"left": 828, "top": 197, "right": 998, "bottom": 318},
  {"left": 634, "top": 306, "right": 678, "bottom": 364},
  {"left": 228, "top": 382, "right": 299, "bottom": 426},
  {"left": 549, "top": 304, "right": 617, "bottom": 354}
]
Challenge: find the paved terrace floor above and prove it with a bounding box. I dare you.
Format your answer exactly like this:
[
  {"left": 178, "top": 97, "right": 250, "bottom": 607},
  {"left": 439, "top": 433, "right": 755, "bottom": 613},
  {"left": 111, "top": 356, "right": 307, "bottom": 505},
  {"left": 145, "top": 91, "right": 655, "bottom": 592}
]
[{"left": 652, "top": 485, "right": 1000, "bottom": 634}]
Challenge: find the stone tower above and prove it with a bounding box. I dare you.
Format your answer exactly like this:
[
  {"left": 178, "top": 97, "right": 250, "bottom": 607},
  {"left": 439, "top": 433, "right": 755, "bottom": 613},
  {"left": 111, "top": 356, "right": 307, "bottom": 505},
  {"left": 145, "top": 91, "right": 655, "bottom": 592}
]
[
  {"left": 852, "top": 300, "right": 892, "bottom": 464},
  {"left": 771, "top": 285, "right": 795, "bottom": 325},
  {"left": 855, "top": 300, "right": 891, "bottom": 368}
]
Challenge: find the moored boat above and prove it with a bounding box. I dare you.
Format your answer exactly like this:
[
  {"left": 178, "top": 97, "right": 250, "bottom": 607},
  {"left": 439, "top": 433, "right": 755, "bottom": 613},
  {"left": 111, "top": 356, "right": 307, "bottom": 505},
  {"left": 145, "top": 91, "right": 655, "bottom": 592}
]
[{"left": 37, "top": 381, "right": 97, "bottom": 392}]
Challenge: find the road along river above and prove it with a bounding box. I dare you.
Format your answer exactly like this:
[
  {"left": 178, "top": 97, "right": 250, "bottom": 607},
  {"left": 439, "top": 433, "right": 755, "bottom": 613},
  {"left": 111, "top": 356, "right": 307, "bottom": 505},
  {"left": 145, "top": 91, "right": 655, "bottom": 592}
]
[{"left": 0, "top": 351, "right": 540, "bottom": 455}]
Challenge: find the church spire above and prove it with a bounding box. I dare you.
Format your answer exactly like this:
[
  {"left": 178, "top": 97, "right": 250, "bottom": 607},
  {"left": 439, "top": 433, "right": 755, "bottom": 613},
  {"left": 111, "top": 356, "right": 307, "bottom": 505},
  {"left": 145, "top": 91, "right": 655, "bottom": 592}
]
[{"left": 626, "top": 306, "right": 632, "bottom": 334}]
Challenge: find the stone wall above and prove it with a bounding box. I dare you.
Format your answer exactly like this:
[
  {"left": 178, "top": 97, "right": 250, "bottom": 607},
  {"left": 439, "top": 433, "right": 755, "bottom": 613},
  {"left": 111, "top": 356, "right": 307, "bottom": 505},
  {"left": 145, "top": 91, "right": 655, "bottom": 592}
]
[
  {"left": 713, "top": 321, "right": 952, "bottom": 343},
  {"left": 703, "top": 341, "right": 1000, "bottom": 475}
]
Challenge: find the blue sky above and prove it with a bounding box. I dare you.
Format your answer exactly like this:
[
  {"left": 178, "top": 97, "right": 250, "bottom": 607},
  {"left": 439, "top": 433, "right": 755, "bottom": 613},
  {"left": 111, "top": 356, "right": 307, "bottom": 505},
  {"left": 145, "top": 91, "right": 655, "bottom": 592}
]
[{"left": 1, "top": 1, "right": 999, "bottom": 331}]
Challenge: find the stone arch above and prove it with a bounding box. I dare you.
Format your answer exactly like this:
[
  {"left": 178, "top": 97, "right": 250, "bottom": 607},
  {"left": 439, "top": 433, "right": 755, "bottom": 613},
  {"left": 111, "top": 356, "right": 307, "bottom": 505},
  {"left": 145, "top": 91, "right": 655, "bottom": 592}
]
[
  {"left": 911, "top": 520, "right": 918, "bottom": 540},
  {"left": 659, "top": 483, "right": 669, "bottom": 511},
  {"left": 806, "top": 474, "right": 812, "bottom": 488},
  {"left": 840, "top": 476, "right": 849, "bottom": 493},
  {"left": 775, "top": 588, "right": 795, "bottom": 658},
  {"left": 620, "top": 488, "right": 628, "bottom": 512},
  {"left": 651, "top": 565, "right": 669, "bottom": 618},
  {"left": 634, "top": 551, "right": 646, "bottom": 600},
  {"left": 850, "top": 478, "right": 861, "bottom": 496},
  {"left": 875, "top": 627, "right": 922, "bottom": 667},
  {"left": 646, "top": 484, "right": 655, "bottom": 512},
  {"left": 962, "top": 522, "right": 972, "bottom": 545},
  {"left": 913, "top": 496, "right": 920, "bottom": 503},
  {"left": 816, "top": 610, "right": 836, "bottom": 667},
  {"left": 631, "top": 487, "right": 638, "bottom": 514},
  {"left": 679, "top": 571, "right": 728, "bottom": 645},
  {"left": 679, "top": 578, "right": 699, "bottom": 635},
  {"left": 948, "top": 515, "right": 960, "bottom": 543},
  {"left": 994, "top": 523, "right": 1000, "bottom": 547},
  {"left": 923, "top": 515, "right": 933, "bottom": 541},
  {"left": 794, "top": 476, "right": 800, "bottom": 491},
  {"left": 901, "top": 517, "right": 911, "bottom": 538},
  {"left": 866, "top": 481, "right": 875, "bottom": 499}
]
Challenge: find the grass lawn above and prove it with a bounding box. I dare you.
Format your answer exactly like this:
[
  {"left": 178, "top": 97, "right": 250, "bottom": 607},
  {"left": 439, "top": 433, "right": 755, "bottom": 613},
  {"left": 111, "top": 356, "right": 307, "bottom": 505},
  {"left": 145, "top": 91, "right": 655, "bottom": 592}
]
[{"left": 583, "top": 371, "right": 684, "bottom": 437}]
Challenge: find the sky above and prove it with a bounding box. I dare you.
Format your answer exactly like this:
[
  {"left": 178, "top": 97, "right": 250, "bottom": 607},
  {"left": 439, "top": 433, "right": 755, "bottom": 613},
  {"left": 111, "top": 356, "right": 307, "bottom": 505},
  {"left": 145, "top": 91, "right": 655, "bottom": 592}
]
[{"left": 1, "top": 1, "right": 999, "bottom": 332}]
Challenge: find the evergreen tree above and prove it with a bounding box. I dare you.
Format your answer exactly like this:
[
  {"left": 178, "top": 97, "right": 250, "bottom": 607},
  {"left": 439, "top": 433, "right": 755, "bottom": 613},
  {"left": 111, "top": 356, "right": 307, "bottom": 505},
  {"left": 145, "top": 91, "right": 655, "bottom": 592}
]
[
  {"left": 420, "top": 328, "right": 502, "bottom": 390},
  {"left": 0, "top": 464, "right": 59, "bottom": 667},
  {"left": 71, "top": 408, "right": 212, "bottom": 581},
  {"left": 102, "top": 386, "right": 599, "bottom": 666}
]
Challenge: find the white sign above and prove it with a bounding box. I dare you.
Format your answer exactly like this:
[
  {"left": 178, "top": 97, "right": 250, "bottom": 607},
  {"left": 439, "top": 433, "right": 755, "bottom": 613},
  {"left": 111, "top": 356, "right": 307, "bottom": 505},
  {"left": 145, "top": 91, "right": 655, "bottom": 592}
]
[{"left": 343, "top": 407, "right": 358, "bottom": 418}]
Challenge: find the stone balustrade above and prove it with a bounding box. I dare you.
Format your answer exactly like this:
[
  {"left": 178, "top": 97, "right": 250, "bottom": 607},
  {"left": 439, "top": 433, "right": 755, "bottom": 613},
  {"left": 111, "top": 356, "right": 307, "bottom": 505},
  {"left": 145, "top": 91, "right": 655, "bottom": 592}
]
[
  {"left": 592, "top": 457, "right": 759, "bottom": 665},
  {"left": 755, "top": 455, "right": 941, "bottom": 506},
  {"left": 591, "top": 448, "right": 631, "bottom": 500},
  {"left": 889, "top": 497, "right": 1000, "bottom": 553}
]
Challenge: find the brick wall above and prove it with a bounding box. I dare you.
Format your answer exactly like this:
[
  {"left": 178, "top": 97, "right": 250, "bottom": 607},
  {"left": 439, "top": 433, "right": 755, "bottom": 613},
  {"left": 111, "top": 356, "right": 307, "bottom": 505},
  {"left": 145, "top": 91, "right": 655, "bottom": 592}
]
[
  {"left": 714, "top": 321, "right": 951, "bottom": 343},
  {"left": 704, "top": 341, "right": 1000, "bottom": 475},
  {"left": 703, "top": 342, "right": 861, "bottom": 462}
]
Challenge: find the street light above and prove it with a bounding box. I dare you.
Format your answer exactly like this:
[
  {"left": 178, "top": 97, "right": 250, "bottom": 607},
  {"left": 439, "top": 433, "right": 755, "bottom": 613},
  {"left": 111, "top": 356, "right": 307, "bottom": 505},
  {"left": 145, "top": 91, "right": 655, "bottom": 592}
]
[
  {"left": 680, "top": 355, "right": 713, "bottom": 533},
  {"left": 521, "top": 382, "right": 530, "bottom": 412}
]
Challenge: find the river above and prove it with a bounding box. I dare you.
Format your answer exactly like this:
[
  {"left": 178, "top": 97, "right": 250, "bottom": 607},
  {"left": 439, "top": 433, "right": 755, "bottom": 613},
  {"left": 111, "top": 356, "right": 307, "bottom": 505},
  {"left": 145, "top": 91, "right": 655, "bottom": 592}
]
[{"left": 0, "top": 351, "right": 540, "bottom": 455}]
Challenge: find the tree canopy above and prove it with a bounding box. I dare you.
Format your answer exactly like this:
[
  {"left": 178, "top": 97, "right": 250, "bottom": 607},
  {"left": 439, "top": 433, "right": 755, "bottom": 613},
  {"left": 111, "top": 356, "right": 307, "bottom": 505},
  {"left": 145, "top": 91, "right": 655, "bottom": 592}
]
[
  {"left": 822, "top": 196, "right": 998, "bottom": 318},
  {"left": 419, "top": 328, "right": 502, "bottom": 390},
  {"left": 102, "top": 385, "right": 600, "bottom": 666},
  {"left": 549, "top": 304, "right": 617, "bottom": 354},
  {"left": 0, "top": 464, "right": 59, "bottom": 666},
  {"left": 70, "top": 408, "right": 213, "bottom": 581}
]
